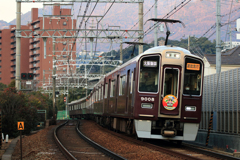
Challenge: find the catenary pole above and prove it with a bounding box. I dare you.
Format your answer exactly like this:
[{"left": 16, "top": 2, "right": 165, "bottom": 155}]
[
  {"left": 138, "top": 2, "right": 143, "bottom": 54},
  {"left": 52, "top": 38, "right": 56, "bottom": 124},
  {"left": 216, "top": 0, "right": 221, "bottom": 74},
  {"left": 16, "top": 2, "right": 21, "bottom": 90},
  {"left": 154, "top": 0, "right": 158, "bottom": 47}
]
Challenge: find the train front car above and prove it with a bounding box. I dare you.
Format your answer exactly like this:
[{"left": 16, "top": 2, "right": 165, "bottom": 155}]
[{"left": 134, "top": 46, "right": 204, "bottom": 142}]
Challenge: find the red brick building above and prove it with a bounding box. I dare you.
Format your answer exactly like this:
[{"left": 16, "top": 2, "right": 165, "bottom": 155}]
[{"left": 0, "top": 5, "right": 76, "bottom": 86}]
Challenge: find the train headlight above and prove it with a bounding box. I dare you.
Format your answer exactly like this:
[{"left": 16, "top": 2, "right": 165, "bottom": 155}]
[
  {"left": 185, "top": 106, "right": 196, "bottom": 111},
  {"left": 141, "top": 103, "right": 153, "bottom": 109},
  {"left": 166, "top": 52, "right": 180, "bottom": 59}
]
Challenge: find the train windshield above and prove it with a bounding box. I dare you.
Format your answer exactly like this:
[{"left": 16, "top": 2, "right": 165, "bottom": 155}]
[
  {"left": 183, "top": 57, "right": 202, "bottom": 95},
  {"left": 139, "top": 56, "right": 160, "bottom": 93}
]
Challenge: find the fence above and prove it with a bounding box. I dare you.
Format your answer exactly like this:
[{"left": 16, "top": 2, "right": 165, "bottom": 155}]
[{"left": 200, "top": 68, "right": 240, "bottom": 134}]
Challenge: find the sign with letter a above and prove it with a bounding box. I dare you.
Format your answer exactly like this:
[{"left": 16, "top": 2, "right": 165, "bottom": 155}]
[{"left": 18, "top": 122, "right": 24, "bottom": 130}]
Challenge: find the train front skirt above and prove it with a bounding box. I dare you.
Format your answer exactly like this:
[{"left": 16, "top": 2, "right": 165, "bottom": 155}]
[{"left": 134, "top": 120, "right": 199, "bottom": 141}]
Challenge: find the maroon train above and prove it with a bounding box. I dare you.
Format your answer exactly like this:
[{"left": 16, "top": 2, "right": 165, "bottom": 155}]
[{"left": 69, "top": 45, "right": 204, "bottom": 142}]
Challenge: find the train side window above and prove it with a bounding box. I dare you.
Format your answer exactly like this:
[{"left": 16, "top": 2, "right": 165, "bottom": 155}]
[
  {"left": 98, "top": 87, "right": 101, "bottom": 100},
  {"left": 96, "top": 89, "right": 98, "bottom": 101},
  {"left": 130, "top": 71, "right": 133, "bottom": 94},
  {"left": 105, "top": 83, "right": 108, "bottom": 98},
  {"left": 110, "top": 80, "right": 115, "bottom": 97},
  {"left": 101, "top": 85, "right": 104, "bottom": 100},
  {"left": 119, "top": 75, "right": 126, "bottom": 95}
]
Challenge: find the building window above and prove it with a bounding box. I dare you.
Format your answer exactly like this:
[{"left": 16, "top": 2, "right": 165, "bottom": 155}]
[
  {"left": 0, "top": 78, "right": 1, "bottom": 80},
  {"left": 0, "top": 54, "right": 1, "bottom": 57},
  {"left": 63, "top": 22, "right": 67, "bottom": 26}
]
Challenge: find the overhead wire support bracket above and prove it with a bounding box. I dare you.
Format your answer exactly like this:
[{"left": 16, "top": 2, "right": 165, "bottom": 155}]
[{"left": 147, "top": 18, "right": 185, "bottom": 45}]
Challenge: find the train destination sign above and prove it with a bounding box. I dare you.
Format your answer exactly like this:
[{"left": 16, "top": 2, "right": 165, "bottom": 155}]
[
  {"left": 143, "top": 61, "right": 157, "bottom": 67},
  {"left": 186, "top": 63, "right": 200, "bottom": 71}
]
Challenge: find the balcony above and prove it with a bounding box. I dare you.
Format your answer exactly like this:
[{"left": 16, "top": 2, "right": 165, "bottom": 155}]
[
  {"left": 11, "top": 55, "right": 16, "bottom": 61},
  {"left": 11, "top": 31, "right": 15, "bottom": 38},
  {"left": 11, "top": 67, "right": 15, "bottom": 72},
  {"left": 11, "top": 38, "right": 16, "bottom": 43},
  {"left": 11, "top": 49, "right": 16, "bottom": 56},
  {"left": 11, "top": 61, "right": 16, "bottom": 67},
  {"left": 35, "top": 70, "right": 40, "bottom": 74},
  {"left": 11, "top": 74, "right": 15, "bottom": 79},
  {"left": 32, "top": 56, "right": 40, "bottom": 62},
  {"left": 30, "top": 38, "right": 40, "bottom": 44},
  {"left": 33, "top": 23, "right": 40, "bottom": 30},
  {"left": 11, "top": 44, "right": 16, "bottom": 49}
]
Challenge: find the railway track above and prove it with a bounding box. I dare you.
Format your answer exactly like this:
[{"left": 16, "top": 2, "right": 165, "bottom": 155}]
[
  {"left": 54, "top": 120, "right": 126, "bottom": 160},
  {"left": 90, "top": 120, "right": 240, "bottom": 160}
]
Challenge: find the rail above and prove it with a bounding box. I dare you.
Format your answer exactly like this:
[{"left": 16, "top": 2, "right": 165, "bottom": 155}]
[
  {"left": 54, "top": 120, "right": 77, "bottom": 160},
  {"left": 75, "top": 120, "right": 127, "bottom": 160}
]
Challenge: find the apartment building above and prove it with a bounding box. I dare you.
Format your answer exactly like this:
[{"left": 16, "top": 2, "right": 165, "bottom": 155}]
[{"left": 0, "top": 5, "right": 76, "bottom": 86}]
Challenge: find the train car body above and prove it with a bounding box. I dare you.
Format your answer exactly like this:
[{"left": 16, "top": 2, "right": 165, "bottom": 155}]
[{"left": 69, "top": 45, "right": 204, "bottom": 142}]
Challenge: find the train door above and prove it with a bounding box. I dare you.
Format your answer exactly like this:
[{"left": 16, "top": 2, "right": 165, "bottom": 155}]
[{"left": 160, "top": 65, "right": 182, "bottom": 115}]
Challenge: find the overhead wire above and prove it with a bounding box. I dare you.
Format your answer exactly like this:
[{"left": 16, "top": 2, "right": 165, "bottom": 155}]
[{"left": 224, "top": 0, "right": 234, "bottom": 41}]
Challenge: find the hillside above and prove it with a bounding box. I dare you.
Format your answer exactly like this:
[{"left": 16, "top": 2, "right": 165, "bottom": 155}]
[{"left": 1, "top": 0, "right": 240, "bottom": 51}]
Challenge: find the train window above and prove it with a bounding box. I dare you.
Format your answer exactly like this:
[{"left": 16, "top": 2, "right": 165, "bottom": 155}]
[
  {"left": 96, "top": 89, "right": 98, "bottom": 101},
  {"left": 183, "top": 57, "right": 202, "bottom": 95},
  {"left": 105, "top": 83, "right": 108, "bottom": 98},
  {"left": 101, "top": 85, "right": 104, "bottom": 99},
  {"left": 130, "top": 72, "right": 133, "bottom": 94},
  {"left": 163, "top": 68, "right": 179, "bottom": 98},
  {"left": 110, "top": 80, "right": 115, "bottom": 97},
  {"left": 99, "top": 87, "right": 101, "bottom": 101},
  {"left": 139, "top": 56, "right": 160, "bottom": 93},
  {"left": 119, "top": 75, "right": 126, "bottom": 95}
]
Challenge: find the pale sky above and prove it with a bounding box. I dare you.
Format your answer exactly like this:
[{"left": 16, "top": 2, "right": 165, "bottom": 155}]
[{"left": 0, "top": 0, "right": 43, "bottom": 23}]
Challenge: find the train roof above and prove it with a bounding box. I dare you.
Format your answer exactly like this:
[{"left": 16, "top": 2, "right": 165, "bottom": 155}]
[{"left": 68, "top": 96, "right": 87, "bottom": 105}]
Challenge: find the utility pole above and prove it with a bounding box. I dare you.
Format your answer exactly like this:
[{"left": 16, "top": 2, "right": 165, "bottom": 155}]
[
  {"left": 139, "top": 2, "right": 143, "bottom": 54},
  {"left": 16, "top": 2, "right": 21, "bottom": 90},
  {"left": 120, "top": 42, "right": 123, "bottom": 63},
  {"left": 154, "top": 0, "right": 158, "bottom": 47},
  {"left": 188, "top": 35, "right": 190, "bottom": 50},
  {"left": 216, "top": 0, "right": 221, "bottom": 74},
  {"left": 229, "top": 24, "right": 232, "bottom": 49},
  {"left": 52, "top": 38, "right": 56, "bottom": 124}
]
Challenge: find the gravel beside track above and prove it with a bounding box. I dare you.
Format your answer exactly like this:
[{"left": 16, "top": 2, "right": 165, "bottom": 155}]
[
  {"left": 12, "top": 121, "right": 67, "bottom": 160},
  {"left": 80, "top": 119, "right": 179, "bottom": 160}
]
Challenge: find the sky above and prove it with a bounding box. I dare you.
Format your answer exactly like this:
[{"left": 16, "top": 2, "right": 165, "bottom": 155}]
[{"left": 0, "top": 0, "right": 43, "bottom": 23}]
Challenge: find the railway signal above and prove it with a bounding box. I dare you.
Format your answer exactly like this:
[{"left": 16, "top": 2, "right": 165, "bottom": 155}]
[
  {"left": 64, "top": 97, "right": 66, "bottom": 102},
  {"left": 28, "top": 73, "right": 34, "bottom": 80},
  {"left": 21, "top": 73, "right": 28, "bottom": 80},
  {"left": 21, "top": 73, "right": 34, "bottom": 80}
]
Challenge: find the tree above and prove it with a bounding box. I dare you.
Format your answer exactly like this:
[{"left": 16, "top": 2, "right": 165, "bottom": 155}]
[
  {"left": 8, "top": 80, "right": 15, "bottom": 88},
  {"left": 0, "top": 83, "right": 7, "bottom": 91}
]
